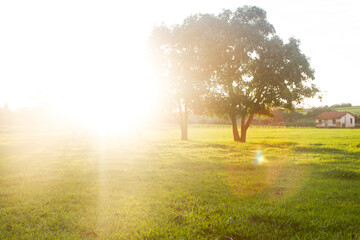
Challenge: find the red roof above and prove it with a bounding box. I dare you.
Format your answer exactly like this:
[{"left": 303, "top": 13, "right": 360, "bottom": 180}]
[{"left": 315, "top": 112, "right": 350, "bottom": 119}]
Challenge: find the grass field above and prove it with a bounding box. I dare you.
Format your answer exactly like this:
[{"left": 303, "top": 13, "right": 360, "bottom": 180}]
[
  {"left": 1, "top": 125, "right": 360, "bottom": 239},
  {"left": 333, "top": 105, "right": 360, "bottom": 116}
]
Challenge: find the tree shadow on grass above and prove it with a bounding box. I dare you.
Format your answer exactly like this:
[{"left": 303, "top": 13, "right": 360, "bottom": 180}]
[
  {"left": 322, "top": 168, "right": 360, "bottom": 180},
  {"left": 292, "top": 146, "right": 360, "bottom": 181},
  {"left": 254, "top": 142, "right": 298, "bottom": 148},
  {"left": 292, "top": 146, "right": 359, "bottom": 159},
  {"left": 178, "top": 141, "right": 231, "bottom": 150}
]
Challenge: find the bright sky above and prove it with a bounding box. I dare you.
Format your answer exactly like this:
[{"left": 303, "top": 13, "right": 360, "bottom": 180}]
[{"left": 1, "top": 0, "right": 359, "bottom": 118}]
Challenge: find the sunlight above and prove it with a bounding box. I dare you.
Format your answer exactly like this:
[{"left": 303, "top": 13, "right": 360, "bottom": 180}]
[
  {"left": 0, "top": 0, "right": 157, "bottom": 135},
  {"left": 52, "top": 66, "right": 155, "bottom": 135}
]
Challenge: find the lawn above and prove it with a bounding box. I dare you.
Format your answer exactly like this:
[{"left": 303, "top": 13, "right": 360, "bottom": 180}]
[{"left": 0, "top": 125, "right": 359, "bottom": 239}]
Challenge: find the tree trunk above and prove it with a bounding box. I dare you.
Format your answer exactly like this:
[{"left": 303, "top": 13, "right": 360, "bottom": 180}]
[
  {"left": 240, "top": 113, "right": 254, "bottom": 143},
  {"left": 180, "top": 121, "right": 188, "bottom": 140},
  {"left": 230, "top": 114, "right": 241, "bottom": 142},
  {"left": 240, "top": 117, "right": 247, "bottom": 142},
  {"left": 175, "top": 101, "right": 189, "bottom": 141},
  {"left": 179, "top": 110, "right": 188, "bottom": 141}
]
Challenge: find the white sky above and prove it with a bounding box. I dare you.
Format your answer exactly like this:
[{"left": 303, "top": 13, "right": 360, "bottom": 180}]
[{"left": 1, "top": 0, "right": 359, "bottom": 113}]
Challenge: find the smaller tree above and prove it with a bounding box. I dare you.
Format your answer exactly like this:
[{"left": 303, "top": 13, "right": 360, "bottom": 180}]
[{"left": 149, "top": 15, "right": 215, "bottom": 140}]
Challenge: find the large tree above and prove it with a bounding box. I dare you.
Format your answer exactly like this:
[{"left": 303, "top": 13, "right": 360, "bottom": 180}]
[
  {"left": 237, "top": 36, "right": 318, "bottom": 142},
  {"left": 204, "top": 6, "right": 276, "bottom": 141},
  {"left": 206, "top": 6, "right": 318, "bottom": 142},
  {"left": 149, "top": 15, "right": 215, "bottom": 140}
]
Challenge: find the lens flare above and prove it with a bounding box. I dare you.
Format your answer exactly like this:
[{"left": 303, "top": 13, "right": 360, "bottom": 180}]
[{"left": 254, "top": 150, "right": 267, "bottom": 165}]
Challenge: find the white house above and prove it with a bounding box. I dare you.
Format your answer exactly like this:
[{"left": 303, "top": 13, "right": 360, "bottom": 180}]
[{"left": 315, "top": 112, "right": 357, "bottom": 128}]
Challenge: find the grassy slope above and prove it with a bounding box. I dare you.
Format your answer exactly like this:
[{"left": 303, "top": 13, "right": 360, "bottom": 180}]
[
  {"left": 0, "top": 126, "right": 360, "bottom": 239},
  {"left": 333, "top": 105, "right": 360, "bottom": 115}
]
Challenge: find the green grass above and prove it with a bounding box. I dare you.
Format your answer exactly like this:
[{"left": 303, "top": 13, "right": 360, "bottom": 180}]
[
  {"left": 1, "top": 125, "right": 360, "bottom": 239},
  {"left": 333, "top": 105, "right": 360, "bottom": 115}
]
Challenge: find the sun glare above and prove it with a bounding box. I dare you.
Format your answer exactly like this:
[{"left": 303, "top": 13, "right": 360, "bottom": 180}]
[
  {"left": 50, "top": 68, "right": 155, "bottom": 135},
  {"left": 0, "top": 0, "right": 158, "bottom": 136}
]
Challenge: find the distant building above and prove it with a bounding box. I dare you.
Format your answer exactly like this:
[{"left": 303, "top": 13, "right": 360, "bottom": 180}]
[{"left": 315, "top": 112, "right": 357, "bottom": 128}]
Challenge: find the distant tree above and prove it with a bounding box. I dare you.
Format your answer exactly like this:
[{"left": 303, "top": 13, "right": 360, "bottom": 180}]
[
  {"left": 330, "top": 103, "right": 352, "bottom": 108},
  {"left": 281, "top": 110, "right": 304, "bottom": 122},
  {"left": 206, "top": 7, "right": 319, "bottom": 142},
  {"left": 305, "top": 106, "right": 333, "bottom": 118},
  {"left": 355, "top": 114, "right": 360, "bottom": 124},
  {"left": 1, "top": 104, "right": 13, "bottom": 124},
  {"left": 3, "top": 103, "right": 10, "bottom": 112},
  {"left": 149, "top": 15, "right": 215, "bottom": 140}
]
